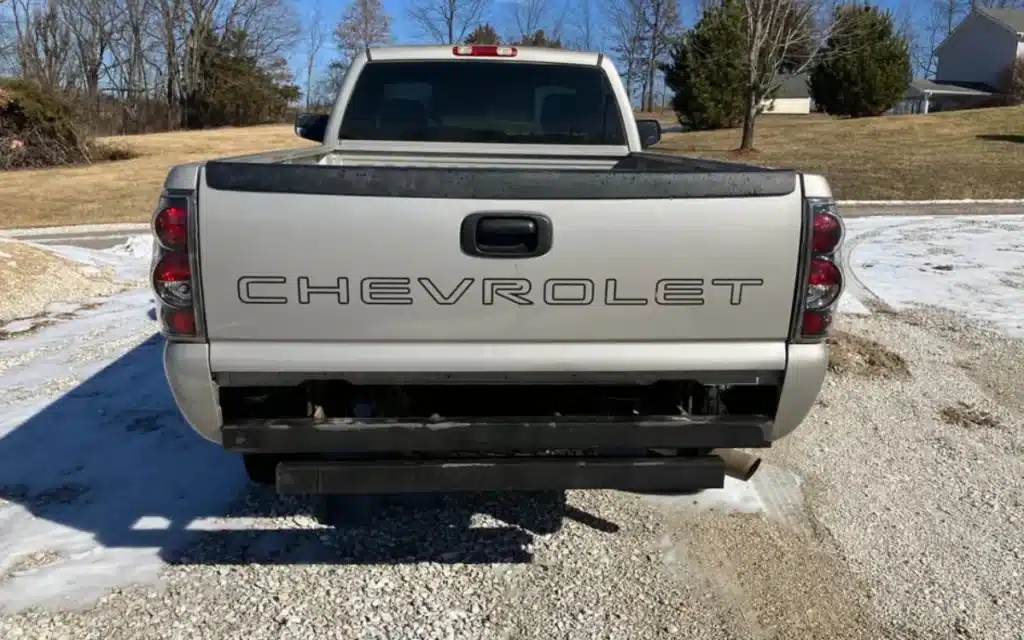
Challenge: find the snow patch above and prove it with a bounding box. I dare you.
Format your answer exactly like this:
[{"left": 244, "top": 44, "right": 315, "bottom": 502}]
[
  {"left": 644, "top": 476, "right": 766, "bottom": 515},
  {"left": 839, "top": 199, "right": 1024, "bottom": 205},
  {"left": 0, "top": 223, "right": 151, "bottom": 238},
  {"left": 837, "top": 291, "right": 871, "bottom": 316},
  {"left": 844, "top": 215, "right": 1024, "bottom": 336},
  {"left": 33, "top": 235, "right": 154, "bottom": 283},
  {"left": 0, "top": 284, "right": 246, "bottom": 613}
]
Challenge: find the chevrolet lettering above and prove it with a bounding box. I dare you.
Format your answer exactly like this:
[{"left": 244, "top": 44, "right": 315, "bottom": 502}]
[{"left": 235, "top": 276, "right": 766, "bottom": 307}]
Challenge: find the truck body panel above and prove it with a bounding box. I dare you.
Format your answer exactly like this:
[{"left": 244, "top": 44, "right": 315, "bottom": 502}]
[
  {"left": 151, "top": 44, "right": 844, "bottom": 496},
  {"left": 198, "top": 167, "right": 803, "bottom": 347}
]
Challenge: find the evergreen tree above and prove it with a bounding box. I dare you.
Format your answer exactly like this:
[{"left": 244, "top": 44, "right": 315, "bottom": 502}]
[
  {"left": 465, "top": 24, "right": 500, "bottom": 45},
  {"left": 661, "top": 0, "right": 746, "bottom": 130},
  {"left": 809, "top": 3, "right": 910, "bottom": 118},
  {"left": 516, "top": 30, "right": 563, "bottom": 48}
]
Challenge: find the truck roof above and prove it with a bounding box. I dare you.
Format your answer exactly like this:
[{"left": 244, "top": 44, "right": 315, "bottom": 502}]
[{"left": 364, "top": 44, "right": 603, "bottom": 66}]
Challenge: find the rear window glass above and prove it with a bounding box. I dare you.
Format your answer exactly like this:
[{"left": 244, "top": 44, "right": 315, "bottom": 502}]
[{"left": 339, "top": 61, "right": 626, "bottom": 145}]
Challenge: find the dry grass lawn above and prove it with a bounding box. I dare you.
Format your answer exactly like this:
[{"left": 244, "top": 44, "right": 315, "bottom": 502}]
[
  {"left": 656, "top": 106, "right": 1024, "bottom": 200},
  {"left": 0, "top": 125, "right": 316, "bottom": 229},
  {"left": 2, "top": 106, "right": 1024, "bottom": 229}
]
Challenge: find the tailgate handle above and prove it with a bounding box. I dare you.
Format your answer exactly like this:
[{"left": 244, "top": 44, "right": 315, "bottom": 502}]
[{"left": 461, "top": 213, "right": 552, "bottom": 259}]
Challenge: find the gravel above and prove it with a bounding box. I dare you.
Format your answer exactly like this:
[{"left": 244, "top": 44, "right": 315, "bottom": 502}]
[
  {"left": 1, "top": 306, "right": 1022, "bottom": 640},
  {"left": 0, "top": 240, "right": 129, "bottom": 328}
]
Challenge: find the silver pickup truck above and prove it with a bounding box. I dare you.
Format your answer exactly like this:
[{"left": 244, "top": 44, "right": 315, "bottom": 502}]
[{"left": 152, "top": 44, "right": 844, "bottom": 497}]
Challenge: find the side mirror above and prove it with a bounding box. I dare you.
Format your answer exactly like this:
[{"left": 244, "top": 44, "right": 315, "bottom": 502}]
[
  {"left": 295, "top": 112, "right": 329, "bottom": 143},
  {"left": 636, "top": 118, "right": 662, "bottom": 149}
]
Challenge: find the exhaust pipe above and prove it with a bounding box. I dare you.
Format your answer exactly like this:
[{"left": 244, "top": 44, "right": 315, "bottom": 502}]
[{"left": 711, "top": 448, "right": 762, "bottom": 482}]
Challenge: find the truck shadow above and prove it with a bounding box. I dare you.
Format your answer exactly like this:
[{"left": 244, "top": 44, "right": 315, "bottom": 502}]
[{"left": 0, "top": 333, "right": 617, "bottom": 569}]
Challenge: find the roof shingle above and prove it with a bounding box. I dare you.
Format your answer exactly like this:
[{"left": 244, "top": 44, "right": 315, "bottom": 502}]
[{"left": 978, "top": 7, "right": 1024, "bottom": 33}]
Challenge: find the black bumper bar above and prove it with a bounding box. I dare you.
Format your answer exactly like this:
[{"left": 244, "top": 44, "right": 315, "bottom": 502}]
[
  {"left": 221, "top": 415, "right": 773, "bottom": 454},
  {"left": 275, "top": 456, "right": 727, "bottom": 494}
]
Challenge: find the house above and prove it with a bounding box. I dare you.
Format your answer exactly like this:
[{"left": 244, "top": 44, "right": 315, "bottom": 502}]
[
  {"left": 761, "top": 73, "right": 812, "bottom": 114},
  {"left": 898, "top": 7, "right": 1024, "bottom": 114}
]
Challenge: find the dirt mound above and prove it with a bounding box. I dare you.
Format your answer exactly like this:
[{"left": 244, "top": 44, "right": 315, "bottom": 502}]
[
  {"left": 827, "top": 330, "right": 911, "bottom": 378},
  {"left": 938, "top": 401, "right": 1002, "bottom": 429},
  {"left": 0, "top": 240, "right": 126, "bottom": 329}
]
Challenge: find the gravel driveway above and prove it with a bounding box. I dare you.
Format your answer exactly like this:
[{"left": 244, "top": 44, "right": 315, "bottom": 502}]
[{"left": 2, "top": 305, "right": 1021, "bottom": 640}]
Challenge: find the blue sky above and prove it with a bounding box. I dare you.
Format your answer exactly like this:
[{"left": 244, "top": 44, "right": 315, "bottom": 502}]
[{"left": 288, "top": 0, "right": 916, "bottom": 85}]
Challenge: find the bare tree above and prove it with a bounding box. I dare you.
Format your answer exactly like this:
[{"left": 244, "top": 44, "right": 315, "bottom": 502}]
[
  {"left": 607, "top": 0, "right": 649, "bottom": 105},
  {"left": 3, "top": 0, "right": 303, "bottom": 133},
  {"left": 913, "top": 0, "right": 965, "bottom": 78},
  {"left": 220, "top": 0, "right": 300, "bottom": 64},
  {"left": 568, "top": 0, "right": 596, "bottom": 49},
  {"left": 15, "top": 0, "right": 75, "bottom": 91},
  {"left": 738, "top": 0, "right": 836, "bottom": 150},
  {"left": 511, "top": 0, "right": 547, "bottom": 40},
  {"left": 303, "top": 0, "right": 326, "bottom": 108},
  {"left": 59, "top": 0, "right": 118, "bottom": 119},
  {"left": 407, "top": 0, "right": 490, "bottom": 44},
  {"left": 334, "top": 0, "right": 392, "bottom": 63},
  {"left": 640, "top": 0, "right": 680, "bottom": 110},
  {"left": 106, "top": 0, "right": 158, "bottom": 132}
]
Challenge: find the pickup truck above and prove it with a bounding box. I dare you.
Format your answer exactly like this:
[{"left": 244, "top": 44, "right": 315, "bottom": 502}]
[{"left": 152, "top": 44, "right": 845, "bottom": 497}]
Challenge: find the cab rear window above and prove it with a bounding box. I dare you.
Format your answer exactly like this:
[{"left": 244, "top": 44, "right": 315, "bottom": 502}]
[{"left": 339, "top": 61, "right": 627, "bottom": 145}]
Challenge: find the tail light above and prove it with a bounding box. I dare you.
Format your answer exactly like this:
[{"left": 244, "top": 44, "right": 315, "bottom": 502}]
[
  {"left": 795, "top": 198, "right": 844, "bottom": 341},
  {"left": 153, "top": 203, "right": 188, "bottom": 250},
  {"left": 452, "top": 45, "right": 518, "bottom": 57},
  {"left": 150, "top": 193, "right": 204, "bottom": 342}
]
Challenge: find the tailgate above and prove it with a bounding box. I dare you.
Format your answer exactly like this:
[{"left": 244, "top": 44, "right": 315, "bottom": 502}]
[{"left": 197, "top": 163, "right": 804, "bottom": 347}]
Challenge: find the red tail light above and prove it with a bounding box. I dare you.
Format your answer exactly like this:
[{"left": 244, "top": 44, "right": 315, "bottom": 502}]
[
  {"left": 151, "top": 192, "right": 202, "bottom": 341},
  {"left": 162, "top": 307, "right": 196, "bottom": 335},
  {"left": 153, "top": 251, "right": 192, "bottom": 308},
  {"left": 797, "top": 199, "right": 845, "bottom": 341},
  {"left": 452, "top": 45, "right": 518, "bottom": 57},
  {"left": 154, "top": 202, "right": 188, "bottom": 250},
  {"left": 811, "top": 210, "right": 842, "bottom": 255},
  {"left": 801, "top": 310, "right": 832, "bottom": 337},
  {"left": 806, "top": 257, "right": 842, "bottom": 310}
]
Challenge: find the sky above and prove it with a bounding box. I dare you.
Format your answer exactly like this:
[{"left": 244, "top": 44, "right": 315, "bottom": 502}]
[{"left": 287, "top": 0, "right": 916, "bottom": 89}]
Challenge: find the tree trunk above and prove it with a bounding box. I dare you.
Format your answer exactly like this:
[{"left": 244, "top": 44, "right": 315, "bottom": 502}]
[{"left": 740, "top": 92, "right": 758, "bottom": 151}]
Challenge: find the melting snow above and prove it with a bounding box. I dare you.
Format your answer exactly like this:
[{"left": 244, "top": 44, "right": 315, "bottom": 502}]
[{"left": 843, "top": 215, "right": 1024, "bottom": 336}]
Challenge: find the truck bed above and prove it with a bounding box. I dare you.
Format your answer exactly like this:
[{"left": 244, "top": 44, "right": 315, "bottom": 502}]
[{"left": 215, "top": 143, "right": 791, "bottom": 175}]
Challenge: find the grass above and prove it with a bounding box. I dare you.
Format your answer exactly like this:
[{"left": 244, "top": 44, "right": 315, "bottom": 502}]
[
  {"left": 0, "top": 125, "right": 316, "bottom": 229},
  {"left": 655, "top": 106, "right": 1024, "bottom": 200},
  {"left": 2, "top": 106, "right": 1024, "bottom": 228}
]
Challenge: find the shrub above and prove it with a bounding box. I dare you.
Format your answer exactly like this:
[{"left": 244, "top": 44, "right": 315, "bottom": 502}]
[
  {"left": 809, "top": 4, "right": 910, "bottom": 118},
  {"left": 0, "top": 79, "right": 137, "bottom": 170},
  {"left": 999, "top": 58, "right": 1024, "bottom": 105},
  {"left": 662, "top": 0, "right": 748, "bottom": 131}
]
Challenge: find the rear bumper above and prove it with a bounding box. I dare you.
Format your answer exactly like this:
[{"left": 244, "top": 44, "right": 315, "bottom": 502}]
[
  {"left": 162, "top": 340, "right": 827, "bottom": 446},
  {"left": 233, "top": 417, "right": 769, "bottom": 494},
  {"left": 276, "top": 456, "right": 726, "bottom": 494},
  {"left": 221, "top": 416, "right": 772, "bottom": 454}
]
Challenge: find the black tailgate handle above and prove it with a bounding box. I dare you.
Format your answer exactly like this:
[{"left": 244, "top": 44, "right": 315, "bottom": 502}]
[{"left": 460, "top": 213, "right": 552, "bottom": 259}]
